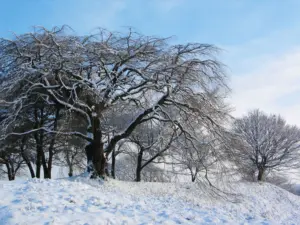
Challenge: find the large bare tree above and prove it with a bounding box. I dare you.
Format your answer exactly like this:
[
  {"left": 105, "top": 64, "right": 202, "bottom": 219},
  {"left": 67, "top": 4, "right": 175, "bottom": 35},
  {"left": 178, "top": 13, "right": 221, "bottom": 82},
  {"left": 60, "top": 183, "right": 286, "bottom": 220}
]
[
  {"left": 0, "top": 26, "right": 230, "bottom": 178},
  {"left": 231, "top": 109, "right": 300, "bottom": 181}
]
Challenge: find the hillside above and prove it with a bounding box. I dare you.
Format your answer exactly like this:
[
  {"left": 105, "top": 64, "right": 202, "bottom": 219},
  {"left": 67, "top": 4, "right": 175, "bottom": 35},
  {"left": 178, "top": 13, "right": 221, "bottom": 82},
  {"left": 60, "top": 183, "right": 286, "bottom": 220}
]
[{"left": 1, "top": 176, "right": 300, "bottom": 224}]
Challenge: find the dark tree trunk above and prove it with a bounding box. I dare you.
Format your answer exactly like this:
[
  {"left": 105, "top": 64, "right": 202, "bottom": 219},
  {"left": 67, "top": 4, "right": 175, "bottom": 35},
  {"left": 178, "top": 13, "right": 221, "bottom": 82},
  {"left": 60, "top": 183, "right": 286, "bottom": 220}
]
[
  {"left": 22, "top": 153, "right": 35, "bottom": 178},
  {"left": 36, "top": 148, "right": 42, "bottom": 178},
  {"left": 5, "top": 162, "right": 15, "bottom": 181},
  {"left": 135, "top": 149, "right": 144, "bottom": 182},
  {"left": 191, "top": 169, "right": 198, "bottom": 182},
  {"left": 91, "top": 117, "right": 106, "bottom": 178},
  {"left": 34, "top": 107, "right": 46, "bottom": 178},
  {"left": 27, "top": 161, "right": 35, "bottom": 178},
  {"left": 46, "top": 154, "right": 53, "bottom": 179},
  {"left": 8, "top": 174, "right": 15, "bottom": 181},
  {"left": 85, "top": 143, "right": 93, "bottom": 172},
  {"left": 68, "top": 166, "right": 73, "bottom": 177},
  {"left": 104, "top": 154, "right": 109, "bottom": 177},
  {"left": 20, "top": 137, "right": 35, "bottom": 178},
  {"left": 42, "top": 151, "right": 50, "bottom": 179},
  {"left": 35, "top": 139, "right": 48, "bottom": 178},
  {"left": 257, "top": 168, "right": 265, "bottom": 181},
  {"left": 111, "top": 147, "right": 116, "bottom": 179},
  {"left": 66, "top": 150, "right": 74, "bottom": 177},
  {"left": 47, "top": 108, "right": 60, "bottom": 179}
]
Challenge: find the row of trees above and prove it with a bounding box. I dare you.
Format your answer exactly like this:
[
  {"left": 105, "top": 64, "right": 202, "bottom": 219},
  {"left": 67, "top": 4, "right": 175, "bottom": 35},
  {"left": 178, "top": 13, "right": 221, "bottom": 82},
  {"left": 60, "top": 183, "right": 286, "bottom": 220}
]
[
  {"left": 0, "top": 26, "right": 299, "bottom": 185},
  {"left": 0, "top": 26, "right": 229, "bottom": 183}
]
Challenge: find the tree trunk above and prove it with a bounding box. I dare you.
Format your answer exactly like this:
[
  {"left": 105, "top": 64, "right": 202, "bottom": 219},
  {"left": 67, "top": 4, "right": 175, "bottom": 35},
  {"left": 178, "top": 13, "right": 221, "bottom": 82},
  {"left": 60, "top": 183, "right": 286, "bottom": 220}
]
[
  {"left": 36, "top": 148, "right": 42, "bottom": 178},
  {"left": 20, "top": 137, "right": 35, "bottom": 178},
  {"left": 111, "top": 147, "right": 116, "bottom": 179},
  {"left": 257, "top": 168, "right": 264, "bottom": 181},
  {"left": 85, "top": 144, "right": 93, "bottom": 172},
  {"left": 47, "top": 108, "right": 60, "bottom": 179},
  {"left": 66, "top": 150, "right": 74, "bottom": 177},
  {"left": 34, "top": 107, "right": 46, "bottom": 178},
  {"left": 68, "top": 166, "right": 73, "bottom": 177},
  {"left": 46, "top": 153, "right": 52, "bottom": 179},
  {"left": 42, "top": 151, "right": 50, "bottom": 179},
  {"left": 104, "top": 158, "right": 109, "bottom": 176},
  {"left": 91, "top": 117, "right": 105, "bottom": 178},
  {"left": 5, "top": 162, "right": 15, "bottom": 181},
  {"left": 135, "top": 149, "right": 144, "bottom": 182},
  {"left": 35, "top": 139, "right": 48, "bottom": 178},
  {"left": 22, "top": 154, "right": 35, "bottom": 178},
  {"left": 27, "top": 162, "right": 35, "bottom": 178},
  {"left": 190, "top": 168, "right": 197, "bottom": 182}
]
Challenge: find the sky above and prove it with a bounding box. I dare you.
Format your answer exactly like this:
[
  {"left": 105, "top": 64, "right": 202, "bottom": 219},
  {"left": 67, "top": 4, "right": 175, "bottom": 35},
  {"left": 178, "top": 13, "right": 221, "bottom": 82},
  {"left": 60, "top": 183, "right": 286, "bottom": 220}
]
[{"left": 1, "top": 0, "right": 300, "bottom": 125}]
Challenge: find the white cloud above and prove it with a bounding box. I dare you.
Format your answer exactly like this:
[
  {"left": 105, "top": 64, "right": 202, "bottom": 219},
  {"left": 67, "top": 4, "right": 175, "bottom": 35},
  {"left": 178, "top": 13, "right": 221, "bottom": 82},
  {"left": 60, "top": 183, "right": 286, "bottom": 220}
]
[{"left": 230, "top": 47, "right": 300, "bottom": 126}]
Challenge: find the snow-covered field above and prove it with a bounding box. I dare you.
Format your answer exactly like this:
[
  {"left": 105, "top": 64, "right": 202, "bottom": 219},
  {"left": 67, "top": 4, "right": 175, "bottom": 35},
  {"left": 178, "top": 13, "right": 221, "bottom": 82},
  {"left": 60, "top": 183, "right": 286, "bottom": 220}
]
[{"left": 1, "top": 175, "right": 300, "bottom": 225}]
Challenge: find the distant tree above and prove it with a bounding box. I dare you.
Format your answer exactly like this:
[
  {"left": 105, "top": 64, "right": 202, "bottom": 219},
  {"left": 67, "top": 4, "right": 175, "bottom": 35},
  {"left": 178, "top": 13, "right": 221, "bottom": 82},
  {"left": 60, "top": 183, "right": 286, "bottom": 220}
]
[
  {"left": 0, "top": 135, "right": 26, "bottom": 180},
  {"left": 128, "top": 121, "right": 179, "bottom": 182},
  {"left": 54, "top": 136, "right": 86, "bottom": 177},
  {"left": 231, "top": 109, "right": 300, "bottom": 181},
  {"left": 172, "top": 135, "right": 217, "bottom": 182}
]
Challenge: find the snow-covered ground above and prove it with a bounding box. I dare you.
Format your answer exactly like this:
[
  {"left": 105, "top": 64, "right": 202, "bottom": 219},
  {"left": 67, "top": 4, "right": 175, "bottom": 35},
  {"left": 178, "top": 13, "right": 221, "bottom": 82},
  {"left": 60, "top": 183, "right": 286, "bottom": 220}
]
[{"left": 1, "top": 175, "right": 300, "bottom": 225}]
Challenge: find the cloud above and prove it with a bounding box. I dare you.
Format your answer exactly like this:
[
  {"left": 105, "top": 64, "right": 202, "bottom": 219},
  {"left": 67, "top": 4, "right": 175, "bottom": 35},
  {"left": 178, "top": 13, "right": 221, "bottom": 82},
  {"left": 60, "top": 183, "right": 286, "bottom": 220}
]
[{"left": 229, "top": 47, "right": 300, "bottom": 125}]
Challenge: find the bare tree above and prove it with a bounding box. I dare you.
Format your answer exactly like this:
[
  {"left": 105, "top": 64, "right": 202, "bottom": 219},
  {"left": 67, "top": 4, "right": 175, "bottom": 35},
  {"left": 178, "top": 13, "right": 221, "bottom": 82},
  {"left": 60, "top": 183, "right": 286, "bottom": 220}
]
[
  {"left": 127, "top": 121, "right": 178, "bottom": 181},
  {"left": 230, "top": 109, "right": 300, "bottom": 181},
  {"left": 172, "top": 134, "right": 217, "bottom": 182},
  {"left": 0, "top": 26, "right": 230, "bottom": 179},
  {"left": 55, "top": 145, "right": 86, "bottom": 177},
  {"left": 0, "top": 136, "right": 26, "bottom": 180},
  {"left": 108, "top": 140, "right": 127, "bottom": 179}
]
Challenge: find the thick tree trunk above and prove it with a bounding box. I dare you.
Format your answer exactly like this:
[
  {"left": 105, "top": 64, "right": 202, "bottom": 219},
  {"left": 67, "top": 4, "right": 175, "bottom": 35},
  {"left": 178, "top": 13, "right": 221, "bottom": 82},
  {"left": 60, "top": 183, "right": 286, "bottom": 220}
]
[
  {"left": 91, "top": 117, "right": 106, "bottom": 178},
  {"left": 257, "top": 168, "right": 265, "bottom": 181},
  {"left": 135, "top": 149, "right": 144, "bottom": 182},
  {"left": 8, "top": 174, "right": 15, "bottom": 181}
]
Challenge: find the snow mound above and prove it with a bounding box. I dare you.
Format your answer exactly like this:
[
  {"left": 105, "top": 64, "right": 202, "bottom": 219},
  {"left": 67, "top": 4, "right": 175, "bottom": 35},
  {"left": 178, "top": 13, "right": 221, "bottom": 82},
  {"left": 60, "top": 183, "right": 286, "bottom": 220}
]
[{"left": 1, "top": 177, "right": 300, "bottom": 224}]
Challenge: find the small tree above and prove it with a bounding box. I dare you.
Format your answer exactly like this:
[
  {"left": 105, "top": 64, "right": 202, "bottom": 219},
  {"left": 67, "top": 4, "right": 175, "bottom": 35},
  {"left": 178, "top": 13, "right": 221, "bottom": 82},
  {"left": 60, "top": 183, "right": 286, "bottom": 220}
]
[
  {"left": 0, "top": 136, "right": 26, "bottom": 180},
  {"left": 231, "top": 109, "right": 300, "bottom": 181},
  {"left": 128, "top": 121, "right": 178, "bottom": 182},
  {"left": 172, "top": 135, "right": 217, "bottom": 182}
]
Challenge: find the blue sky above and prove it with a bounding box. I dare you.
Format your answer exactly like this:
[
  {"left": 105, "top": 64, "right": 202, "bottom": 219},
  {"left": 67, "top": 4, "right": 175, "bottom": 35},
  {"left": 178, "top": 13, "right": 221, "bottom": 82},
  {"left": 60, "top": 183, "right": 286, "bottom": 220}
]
[{"left": 1, "top": 0, "right": 300, "bottom": 124}]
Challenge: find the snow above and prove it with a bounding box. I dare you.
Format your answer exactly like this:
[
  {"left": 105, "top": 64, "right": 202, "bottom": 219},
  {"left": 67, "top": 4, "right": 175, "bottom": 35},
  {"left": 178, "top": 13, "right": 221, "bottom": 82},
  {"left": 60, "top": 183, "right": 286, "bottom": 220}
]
[{"left": 1, "top": 176, "right": 300, "bottom": 224}]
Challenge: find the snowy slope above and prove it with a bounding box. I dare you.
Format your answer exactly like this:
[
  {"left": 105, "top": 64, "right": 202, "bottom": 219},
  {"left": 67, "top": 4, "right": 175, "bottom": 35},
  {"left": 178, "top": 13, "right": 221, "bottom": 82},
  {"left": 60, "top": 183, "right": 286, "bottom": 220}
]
[{"left": 1, "top": 176, "right": 300, "bottom": 225}]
